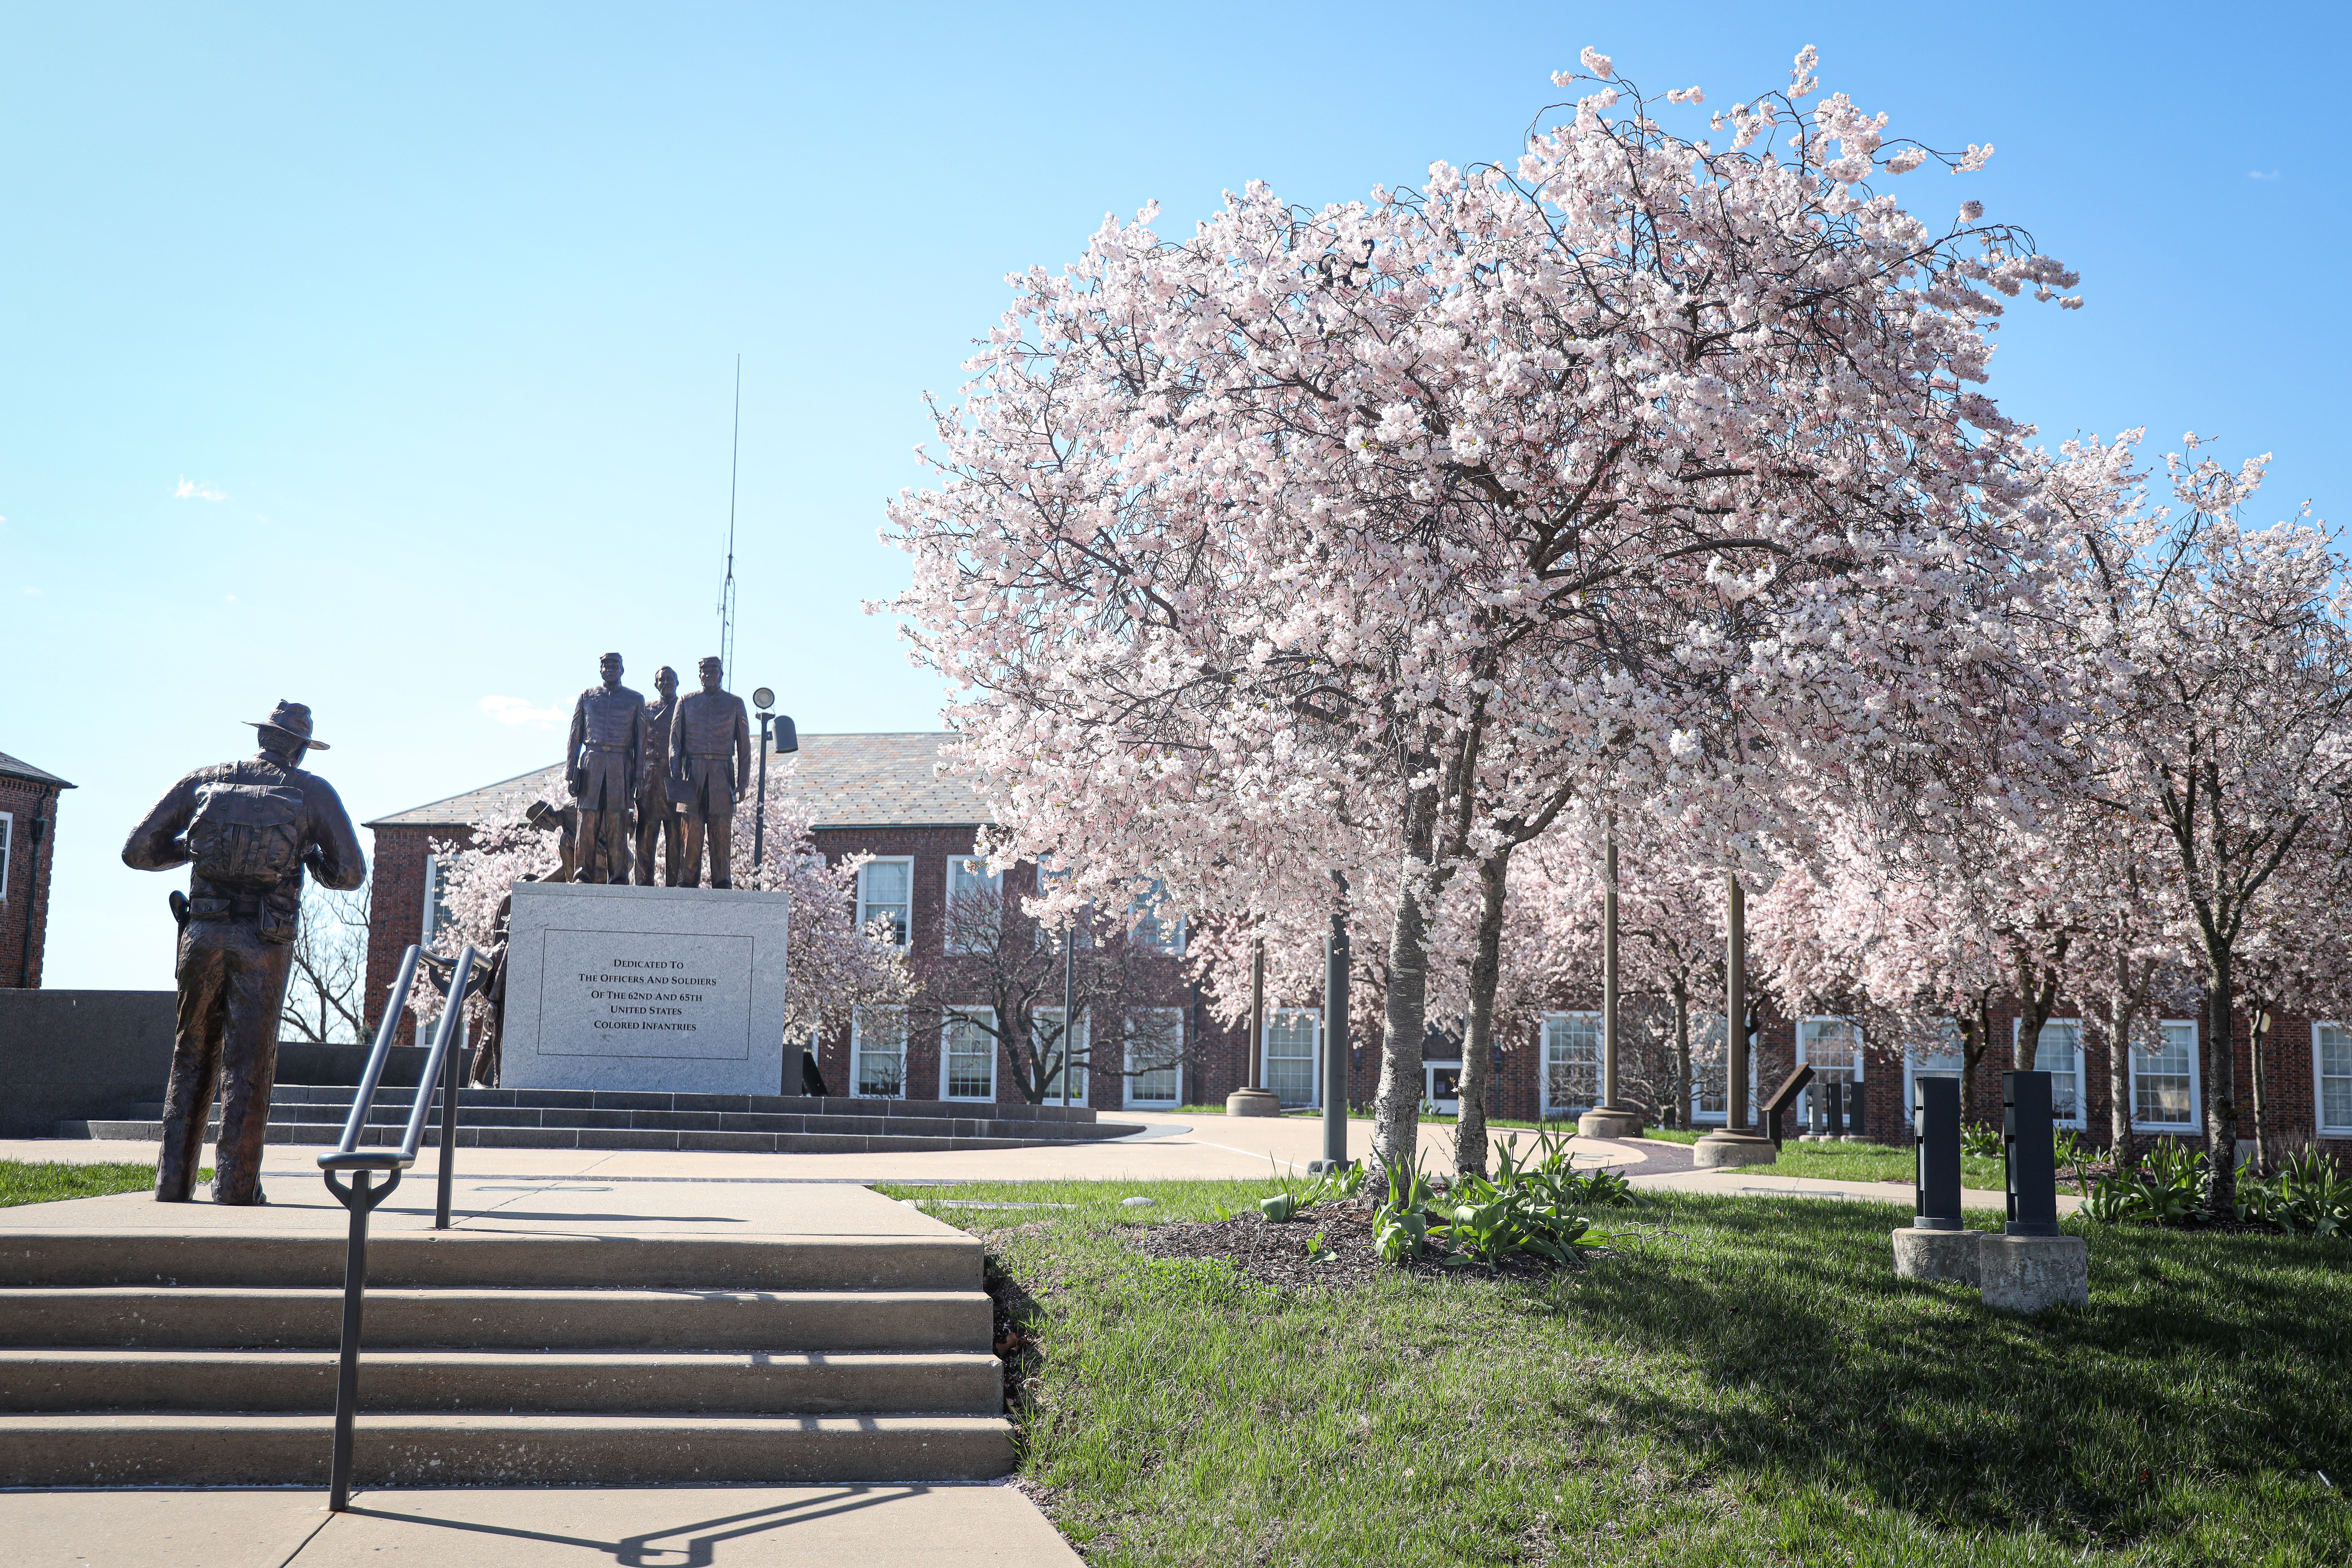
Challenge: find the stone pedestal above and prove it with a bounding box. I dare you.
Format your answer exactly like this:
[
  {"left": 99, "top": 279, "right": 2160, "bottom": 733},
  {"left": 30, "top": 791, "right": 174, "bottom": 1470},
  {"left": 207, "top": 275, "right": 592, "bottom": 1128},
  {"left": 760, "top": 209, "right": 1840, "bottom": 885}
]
[
  {"left": 1577, "top": 1106, "right": 1645, "bottom": 1139},
  {"left": 1891, "top": 1226, "right": 1981, "bottom": 1286},
  {"left": 1225, "top": 1087, "right": 1282, "bottom": 1118},
  {"left": 503, "top": 881, "right": 791, "bottom": 1096},
  {"left": 1692, "top": 1131, "right": 1778, "bottom": 1168},
  {"left": 1979, "top": 1234, "right": 2089, "bottom": 1313}
]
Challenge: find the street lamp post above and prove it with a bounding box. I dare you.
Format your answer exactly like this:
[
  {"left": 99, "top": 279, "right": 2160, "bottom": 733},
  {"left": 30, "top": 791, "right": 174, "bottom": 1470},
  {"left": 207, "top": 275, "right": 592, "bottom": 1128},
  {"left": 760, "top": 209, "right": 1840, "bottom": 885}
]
[
  {"left": 1227, "top": 937, "right": 1281, "bottom": 1117},
  {"left": 1693, "top": 870, "right": 1777, "bottom": 1168},
  {"left": 1060, "top": 916, "right": 1076, "bottom": 1109},
  {"left": 1580, "top": 812, "right": 1644, "bottom": 1139},
  {"left": 748, "top": 689, "right": 794, "bottom": 888},
  {"left": 1314, "top": 870, "right": 1351, "bottom": 1173}
]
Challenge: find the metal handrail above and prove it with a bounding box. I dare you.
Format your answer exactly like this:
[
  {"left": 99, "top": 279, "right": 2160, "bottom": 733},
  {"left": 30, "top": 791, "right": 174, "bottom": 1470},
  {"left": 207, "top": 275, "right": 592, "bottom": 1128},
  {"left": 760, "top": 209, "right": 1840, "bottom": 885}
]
[{"left": 318, "top": 941, "right": 475, "bottom": 1512}]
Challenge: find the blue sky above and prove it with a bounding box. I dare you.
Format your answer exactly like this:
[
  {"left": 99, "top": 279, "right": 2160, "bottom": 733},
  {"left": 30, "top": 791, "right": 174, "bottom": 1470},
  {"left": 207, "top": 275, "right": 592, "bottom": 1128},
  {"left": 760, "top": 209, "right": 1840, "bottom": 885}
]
[{"left": 4, "top": 2, "right": 2345, "bottom": 989}]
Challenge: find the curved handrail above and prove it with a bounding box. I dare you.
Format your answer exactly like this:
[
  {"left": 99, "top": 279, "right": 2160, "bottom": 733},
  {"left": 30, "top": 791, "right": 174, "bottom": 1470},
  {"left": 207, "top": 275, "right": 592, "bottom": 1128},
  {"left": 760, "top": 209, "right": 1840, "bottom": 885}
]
[
  {"left": 318, "top": 944, "right": 475, "bottom": 1172},
  {"left": 316, "top": 939, "right": 476, "bottom": 1513}
]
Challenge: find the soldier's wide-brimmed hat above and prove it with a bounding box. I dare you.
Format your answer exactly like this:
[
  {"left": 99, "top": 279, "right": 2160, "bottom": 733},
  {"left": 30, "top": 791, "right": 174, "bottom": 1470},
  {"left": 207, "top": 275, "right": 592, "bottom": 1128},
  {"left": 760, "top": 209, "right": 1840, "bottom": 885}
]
[{"left": 245, "top": 700, "right": 329, "bottom": 750}]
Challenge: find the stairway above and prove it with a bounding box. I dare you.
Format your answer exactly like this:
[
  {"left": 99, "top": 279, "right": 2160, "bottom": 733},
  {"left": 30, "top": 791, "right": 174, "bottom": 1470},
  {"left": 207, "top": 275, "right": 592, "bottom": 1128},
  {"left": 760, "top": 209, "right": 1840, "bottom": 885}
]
[
  {"left": 59, "top": 1085, "right": 1148, "bottom": 1153},
  {"left": 0, "top": 1221, "right": 1013, "bottom": 1486}
]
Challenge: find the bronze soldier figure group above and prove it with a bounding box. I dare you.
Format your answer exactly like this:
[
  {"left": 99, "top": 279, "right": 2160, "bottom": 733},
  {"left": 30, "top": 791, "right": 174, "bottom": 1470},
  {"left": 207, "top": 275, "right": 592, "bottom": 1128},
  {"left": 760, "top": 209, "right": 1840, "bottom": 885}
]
[
  {"left": 122, "top": 661, "right": 765, "bottom": 1203},
  {"left": 562, "top": 652, "right": 751, "bottom": 889}
]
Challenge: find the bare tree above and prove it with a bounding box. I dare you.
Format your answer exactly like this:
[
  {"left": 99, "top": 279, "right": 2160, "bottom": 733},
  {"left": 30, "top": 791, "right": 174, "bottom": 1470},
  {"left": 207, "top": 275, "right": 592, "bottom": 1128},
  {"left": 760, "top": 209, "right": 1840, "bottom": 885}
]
[
  {"left": 938, "top": 878, "right": 1191, "bottom": 1104},
  {"left": 281, "top": 879, "right": 372, "bottom": 1044}
]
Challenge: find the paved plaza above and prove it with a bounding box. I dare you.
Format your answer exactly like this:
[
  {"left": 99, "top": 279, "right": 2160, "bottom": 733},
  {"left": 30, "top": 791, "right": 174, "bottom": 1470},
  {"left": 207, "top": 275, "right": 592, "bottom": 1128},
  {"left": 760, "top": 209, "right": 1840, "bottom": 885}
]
[{"left": 0, "top": 1111, "right": 2041, "bottom": 1211}]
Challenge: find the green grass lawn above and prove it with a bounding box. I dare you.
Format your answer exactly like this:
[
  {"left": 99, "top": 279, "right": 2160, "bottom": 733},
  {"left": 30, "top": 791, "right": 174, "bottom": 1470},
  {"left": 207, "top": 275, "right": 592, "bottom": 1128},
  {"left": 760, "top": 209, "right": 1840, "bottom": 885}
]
[
  {"left": 883, "top": 1177, "right": 2352, "bottom": 1567},
  {"left": 0, "top": 1161, "right": 181, "bottom": 1208}
]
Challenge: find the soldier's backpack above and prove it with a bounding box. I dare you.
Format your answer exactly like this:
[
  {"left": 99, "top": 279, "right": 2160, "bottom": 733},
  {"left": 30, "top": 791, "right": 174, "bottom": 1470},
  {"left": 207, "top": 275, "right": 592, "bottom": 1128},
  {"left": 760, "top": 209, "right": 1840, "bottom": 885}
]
[{"left": 187, "top": 782, "right": 307, "bottom": 887}]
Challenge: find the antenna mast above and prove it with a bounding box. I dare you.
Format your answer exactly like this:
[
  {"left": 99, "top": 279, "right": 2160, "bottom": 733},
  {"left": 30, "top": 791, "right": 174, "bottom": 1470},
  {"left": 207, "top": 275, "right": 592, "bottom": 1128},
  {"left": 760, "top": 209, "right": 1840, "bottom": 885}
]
[{"left": 718, "top": 355, "right": 741, "bottom": 683}]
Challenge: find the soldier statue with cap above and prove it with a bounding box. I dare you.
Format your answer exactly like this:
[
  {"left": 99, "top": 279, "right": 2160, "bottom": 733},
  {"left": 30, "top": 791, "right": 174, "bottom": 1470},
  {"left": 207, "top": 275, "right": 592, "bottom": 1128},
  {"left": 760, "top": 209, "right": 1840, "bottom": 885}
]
[
  {"left": 667, "top": 655, "right": 752, "bottom": 888},
  {"left": 122, "top": 701, "right": 366, "bottom": 1204},
  {"left": 633, "top": 664, "right": 684, "bottom": 886},
  {"left": 564, "top": 651, "right": 643, "bottom": 884}
]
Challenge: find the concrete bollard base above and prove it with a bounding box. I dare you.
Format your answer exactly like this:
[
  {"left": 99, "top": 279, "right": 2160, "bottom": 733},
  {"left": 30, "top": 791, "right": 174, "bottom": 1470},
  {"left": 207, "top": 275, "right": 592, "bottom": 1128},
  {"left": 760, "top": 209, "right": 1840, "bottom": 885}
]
[
  {"left": 1891, "top": 1226, "right": 1981, "bottom": 1286},
  {"left": 1224, "top": 1088, "right": 1283, "bottom": 1118},
  {"left": 1576, "top": 1107, "right": 1646, "bottom": 1139},
  {"left": 1691, "top": 1132, "right": 1778, "bottom": 1169},
  {"left": 1979, "top": 1233, "right": 2089, "bottom": 1313}
]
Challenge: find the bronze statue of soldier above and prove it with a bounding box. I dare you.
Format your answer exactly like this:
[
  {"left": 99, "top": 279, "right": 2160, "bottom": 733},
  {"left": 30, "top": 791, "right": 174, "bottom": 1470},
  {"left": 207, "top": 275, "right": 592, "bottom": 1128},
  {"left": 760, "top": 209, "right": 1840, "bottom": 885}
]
[
  {"left": 633, "top": 664, "right": 684, "bottom": 886},
  {"left": 122, "top": 701, "right": 366, "bottom": 1204},
  {"left": 667, "top": 656, "right": 752, "bottom": 888},
  {"left": 564, "top": 652, "right": 643, "bottom": 883}
]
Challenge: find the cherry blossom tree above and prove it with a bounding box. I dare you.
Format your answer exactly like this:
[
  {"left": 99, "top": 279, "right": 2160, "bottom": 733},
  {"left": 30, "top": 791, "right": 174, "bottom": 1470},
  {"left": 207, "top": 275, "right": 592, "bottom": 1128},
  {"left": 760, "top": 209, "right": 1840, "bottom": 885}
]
[
  {"left": 883, "top": 44, "right": 2082, "bottom": 1184},
  {"left": 2055, "top": 434, "right": 2352, "bottom": 1213}
]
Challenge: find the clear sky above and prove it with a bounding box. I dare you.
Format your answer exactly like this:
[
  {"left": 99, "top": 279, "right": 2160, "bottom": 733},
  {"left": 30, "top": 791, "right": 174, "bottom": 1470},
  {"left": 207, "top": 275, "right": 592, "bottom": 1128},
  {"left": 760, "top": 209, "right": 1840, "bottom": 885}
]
[{"left": 4, "top": 2, "right": 2345, "bottom": 990}]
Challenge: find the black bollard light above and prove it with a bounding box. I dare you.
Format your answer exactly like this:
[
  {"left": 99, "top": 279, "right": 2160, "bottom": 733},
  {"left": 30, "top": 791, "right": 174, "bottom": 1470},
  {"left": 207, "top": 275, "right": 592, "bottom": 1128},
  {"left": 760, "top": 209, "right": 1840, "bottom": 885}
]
[
  {"left": 2002, "top": 1070, "right": 2060, "bottom": 1237},
  {"left": 1913, "top": 1077, "right": 1963, "bottom": 1231}
]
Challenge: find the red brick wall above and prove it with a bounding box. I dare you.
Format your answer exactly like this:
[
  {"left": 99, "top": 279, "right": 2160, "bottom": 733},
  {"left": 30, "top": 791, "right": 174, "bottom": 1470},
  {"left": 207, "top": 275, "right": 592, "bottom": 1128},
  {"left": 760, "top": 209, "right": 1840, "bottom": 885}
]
[
  {"left": 0, "top": 777, "right": 64, "bottom": 989},
  {"left": 362, "top": 823, "right": 472, "bottom": 1046}
]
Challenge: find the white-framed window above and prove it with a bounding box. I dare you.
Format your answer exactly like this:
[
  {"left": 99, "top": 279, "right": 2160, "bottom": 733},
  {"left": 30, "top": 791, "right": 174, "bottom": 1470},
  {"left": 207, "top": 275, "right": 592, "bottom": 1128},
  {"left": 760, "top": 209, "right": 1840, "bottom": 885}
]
[
  {"left": 2315, "top": 1022, "right": 2352, "bottom": 1138},
  {"left": 1541, "top": 1012, "right": 1602, "bottom": 1119},
  {"left": 944, "top": 855, "right": 1002, "bottom": 954},
  {"left": 420, "top": 853, "right": 455, "bottom": 946},
  {"left": 1903, "top": 1023, "right": 1967, "bottom": 1125},
  {"left": 2014, "top": 1018, "right": 2085, "bottom": 1128},
  {"left": 1128, "top": 878, "right": 1184, "bottom": 956},
  {"left": 1263, "top": 1009, "right": 1320, "bottom": 1107},
  {"left": 858, "top": 859, "right": 912, "bottom": 948},
  {"left": 850, "top": 1007, "right": 906, "bottom": 1100},
  {"left": 940, "top": 1007, "right": 997, "bottom": 1101},
  {"left": 0, "top": 810, "right": 13, "bottom": 900},
  {"left": 1033, "top": 1006, "right": 1090, "bottom": 1105},
  {"left": 2130, "top": 1019, "right": 2201, "bottom": 1133},
  {"left": 1125, "top": 1008, "right": 1183, "bottom": 1108},
  {"left": 1424, "top": 1060, "right": 1463, "bottom": 1114},
  {"left": 1797, "top": 1016, "right": 1864, "bottom": 1124},
  {"left": 1689, "top": 1013, "right": 1760, "bottom": 1125}
]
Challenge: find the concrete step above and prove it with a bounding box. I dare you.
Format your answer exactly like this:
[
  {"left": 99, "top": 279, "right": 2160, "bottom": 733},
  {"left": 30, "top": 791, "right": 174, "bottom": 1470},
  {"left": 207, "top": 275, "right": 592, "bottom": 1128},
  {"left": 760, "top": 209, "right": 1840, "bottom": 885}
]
[
  {"left": 0, "top": 1411, "right": 1014, "bottom": 1486},
  {"left": 99, "top": 1102, "right": 1139, "bottom": 1142},
  {"left": 0, "top": 1348, "right": 1002, "bottom": 1415},
  {"left": 62, "top": 1119, "right": 1134, "bottom": 1153},
  {"left": 0, "top": 1287, "right": 991, "bottom": 1352},
  {"left": 0, "top": 1230, "right": 982, "bottom": 1292},
  {"left": 101, "top": 1110, "right": 1138, "bottom": 1147},
  {"left": 255, "top": 1084, "right": 1104, "bottom": 1124}
]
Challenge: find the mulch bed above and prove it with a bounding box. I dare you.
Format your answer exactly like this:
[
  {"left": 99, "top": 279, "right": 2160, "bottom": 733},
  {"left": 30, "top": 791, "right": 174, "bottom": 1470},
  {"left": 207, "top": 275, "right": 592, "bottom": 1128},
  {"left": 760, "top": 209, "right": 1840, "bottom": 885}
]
[{"left": 1129, "top": 1196, "right": 1581, "bottom": 1290}]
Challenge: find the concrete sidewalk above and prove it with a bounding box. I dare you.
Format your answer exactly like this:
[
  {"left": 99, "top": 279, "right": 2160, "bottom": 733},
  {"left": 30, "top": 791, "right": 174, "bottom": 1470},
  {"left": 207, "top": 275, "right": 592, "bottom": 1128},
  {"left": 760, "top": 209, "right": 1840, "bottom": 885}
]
[
  {"left": 0, "top": 1113, "right": 1659, "bottom": 1186},
  {"left": 4, "top": 1483, "right": 1082, "bottom": 1567}
]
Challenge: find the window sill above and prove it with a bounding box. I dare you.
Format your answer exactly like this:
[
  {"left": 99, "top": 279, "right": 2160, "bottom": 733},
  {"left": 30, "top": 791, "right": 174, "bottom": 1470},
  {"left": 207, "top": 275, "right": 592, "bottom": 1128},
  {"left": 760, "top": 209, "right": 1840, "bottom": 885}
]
[{"left": 2130, "top": 1120, "right": 2199, "bottom": 1135}]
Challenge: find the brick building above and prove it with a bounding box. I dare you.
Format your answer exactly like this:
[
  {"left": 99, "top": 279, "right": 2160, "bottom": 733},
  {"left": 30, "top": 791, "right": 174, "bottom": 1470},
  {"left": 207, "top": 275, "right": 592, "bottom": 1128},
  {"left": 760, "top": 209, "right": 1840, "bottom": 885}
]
[
  {"left": 0, "top": 749, "right": 74, "bottom": 989},
  {"left": 362, "top": 735, "right": 2351, "bottom": 1147},
  {"left": 362, "top": 734, "right": 1246, "bottom": 1110}
]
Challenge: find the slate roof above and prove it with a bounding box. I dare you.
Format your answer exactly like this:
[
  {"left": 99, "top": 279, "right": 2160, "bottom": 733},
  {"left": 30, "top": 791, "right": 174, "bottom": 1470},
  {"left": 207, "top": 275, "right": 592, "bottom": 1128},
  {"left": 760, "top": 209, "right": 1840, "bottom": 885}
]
[
  {"left": 0, "top": 749, "right": 75, "bottom": 790},
  {"left": 364, "top": 732, "right": 987, "bottom": 831}
]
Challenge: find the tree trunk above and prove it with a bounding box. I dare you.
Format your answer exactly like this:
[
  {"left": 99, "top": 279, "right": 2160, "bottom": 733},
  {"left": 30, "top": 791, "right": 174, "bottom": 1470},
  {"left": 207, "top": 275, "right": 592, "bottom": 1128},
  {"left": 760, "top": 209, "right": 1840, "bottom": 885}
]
[
  {"left": 2204, "top": 969, "right": 2240, "bottom": 1217},
  {"left": 1671, "top": 981, "right": 1692, "bottom": 1132},
  {"left": 1958, "top": 1000, "right": 1992, "bottom": 1129},
  {"left": 1453, "top": 849, "right": 1510, "bottom": 1180},
  {"left": 2106, "top": 979, "right": 2138, "bottom": 1164},
  {"left": 1372, "top": 804, "right": 1440, "bottom": 1188},
  {"left": 2248, "top": 1006, "right": 2272, "bottom": 1177}
]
